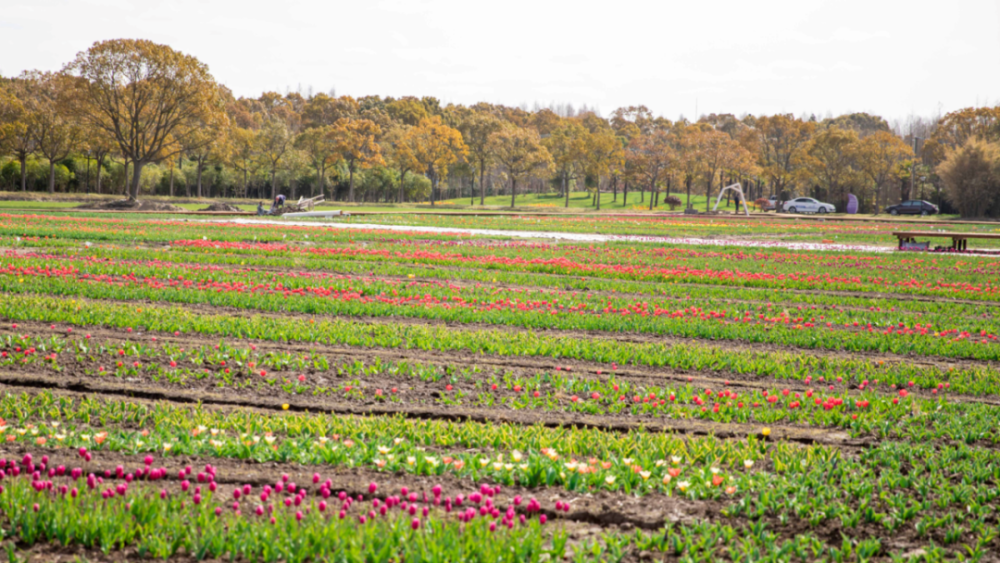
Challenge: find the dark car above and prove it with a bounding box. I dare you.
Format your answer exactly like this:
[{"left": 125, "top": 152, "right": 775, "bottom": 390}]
[{"left": 885, "top": 200, "right": 939, "bottom": 216}]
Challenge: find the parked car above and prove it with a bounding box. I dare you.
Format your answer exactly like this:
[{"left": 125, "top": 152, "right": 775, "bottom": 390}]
[
  {"left": 762, "top": 195, "right": 779, "bottom": 211},
  {"left": 781, "top": 197, "right": 835, "bottom": 214},
  {"left": 885, "top": 200, "right": 939, "bottom": 216}
]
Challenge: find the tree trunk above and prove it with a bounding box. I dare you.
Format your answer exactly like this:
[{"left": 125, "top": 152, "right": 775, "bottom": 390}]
[
  {"left": 470, "top": 168, "right": 476, "bottom": 205},
  {"left": 595, "top": 175, "right": 601, "bottom": 210},
  {"left": 270, "top": 168, "right": 278, "bottom": 200},
  {"left": 649, "top": 184, "right": 655, "bottom": 211},
  {"left": 169, "top": 166, "right": 175, "bottom": 197},
  {"left": 510, "top": 177, "right": 517, "bottom": 208},
  {"left": 19, "top": 154, "right": 27, "bottom": 192},
  {"left": 123, "top": 159, "right": 131, "bottom": 197},
  {"left": 48, "top": 161, "right": 56, "bottom": 194},
  {"left": 398, "top": 169, "right": 407, "bottom": 203},
  {"left": 613, "top": 176, "right": 617, "bottom": 202},
  {"left": 565, "top": 175, "right": 570, "bottom": 207},
  {"left": 85, "top": 156, "right": 91, "bottom": 194},
  {"left": 348, "top": 164, "right": 356, "bottom": 203},
  {"left": 705, "top": 176, "right": 712, "bottom": 212},
  {"left": 196, "top": 159, "right": 204, "bottom": 198},
  {"left": 95, "top": 157, "right": 104, "bottom": 194},
  {"left": 129, "top": 161, "right": 145, "bottom": 201},
  {"left": 622, "top": 181, "right": 628, "bottom": 206},
  {"left": 429, "top": 170, "right": 436, "bottom": 207},
  {"left": 685, "top": 177, "right": 691, "bottom": 209},
  {"left": 479, "top": 159, "right": 487, "bottom": 205}
]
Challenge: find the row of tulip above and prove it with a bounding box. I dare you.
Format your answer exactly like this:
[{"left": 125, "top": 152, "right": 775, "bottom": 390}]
[
  {"left": 2, "top": 295, "right": 997, "bottom": 397},
  {"left": 25, "top": 242, "right": 1000, "bottom": 326},
  {"left": 333, "top": 212, "right": 999, "bottom": 245},
  {"left": 7, "top": 329, "right": 992, "bottom": 445},
  {"left": 2, "top": 254, "right": 999, "bottom": 362},
  {"left": 4, "top": 213, "right": 1000, "bottom": 300},
  {"left": 0, "top": 450, "right": 565, "bottom": 562},
  {"left": 2, "top": 391, "right": 999, "bottom": 559},
  {"left": 7, "top": 247, "right": 999, "bottom": 336}
]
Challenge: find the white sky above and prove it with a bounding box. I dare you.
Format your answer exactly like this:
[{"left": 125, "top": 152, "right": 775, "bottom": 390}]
[{"left": 3, "top": 0, "right": 999, "bottom": 124}]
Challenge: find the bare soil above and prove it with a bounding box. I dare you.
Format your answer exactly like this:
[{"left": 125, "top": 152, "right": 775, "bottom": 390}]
[
  {"left": 0, "top": 374, "right": 861, "bottom": 449},
  {"left": 76, "top": 200, "right": 185, "bottom": 212},
  {"left": 199, "top": 202, "right": 244, "bottom": 212}
]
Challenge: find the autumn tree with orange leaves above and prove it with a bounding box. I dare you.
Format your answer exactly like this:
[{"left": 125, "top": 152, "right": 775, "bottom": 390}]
[
  {"left": 488, "top": 125, "right": 552, "bottom": 208},
  {"left": 381, "top": 125, "right": 422, "bottom": 203},
  {"left": 62, "top": 39, "right": 227, "bottom": 201},
  {"left": 330, "top": 118, "right": 384, "bottom": 203},
  {"left": 411, "top": 116, "right": 467, "bottom": 206}
]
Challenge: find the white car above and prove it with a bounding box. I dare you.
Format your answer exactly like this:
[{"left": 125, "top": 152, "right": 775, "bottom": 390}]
[{"left": 782, "top": 197, "right": 835, "bottom": 214}]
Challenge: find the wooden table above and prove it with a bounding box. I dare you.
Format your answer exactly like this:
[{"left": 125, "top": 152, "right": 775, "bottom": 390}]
[{"left": 893, "top": 231, "right": 1000, "bottom": 251}]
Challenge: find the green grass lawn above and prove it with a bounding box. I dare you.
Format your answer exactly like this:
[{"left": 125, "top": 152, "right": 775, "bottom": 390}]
[
  {"left": 436, "top": 190, "right": 732, "bottom": 212},
  {"left": 0, "top": 201, "right": 81, "bottom": 209}
]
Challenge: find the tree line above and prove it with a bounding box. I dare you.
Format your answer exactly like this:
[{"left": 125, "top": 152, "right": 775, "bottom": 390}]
[{"left": 1, "top": 39, "right": 999, "bottom": 216}]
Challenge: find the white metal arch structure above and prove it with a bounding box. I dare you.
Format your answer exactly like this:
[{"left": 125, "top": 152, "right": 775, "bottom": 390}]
[{"left": 712, "top": 183, "right": 751, "bottom": 217}]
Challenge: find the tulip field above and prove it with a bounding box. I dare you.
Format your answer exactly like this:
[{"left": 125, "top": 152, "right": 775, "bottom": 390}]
[{"left": 0, "top": 212, "right": 999, "bottom": 562}]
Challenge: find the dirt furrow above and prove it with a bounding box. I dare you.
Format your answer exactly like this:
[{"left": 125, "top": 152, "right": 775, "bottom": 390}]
[
  {"left": 5, "top": 294, "right": 998, "bottom": 370},
  {"left": 0, "top": 373, "right": 860, "bottom": 449},
  {"left": 5, "top": 317, "right": 999, "bottom": 408}
]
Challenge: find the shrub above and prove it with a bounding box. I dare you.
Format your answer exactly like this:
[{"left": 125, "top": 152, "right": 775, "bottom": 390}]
[
  {"left": 663, "top": 195, "right": 682, "bottom": 210},
  {"left": 937, "top": 138, "right": 1000, "bottom": 218}
]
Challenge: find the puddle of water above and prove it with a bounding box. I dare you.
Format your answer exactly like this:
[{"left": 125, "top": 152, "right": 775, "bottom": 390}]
[{"left": 191, "top": 217, "right": 893, "bottom": 253}]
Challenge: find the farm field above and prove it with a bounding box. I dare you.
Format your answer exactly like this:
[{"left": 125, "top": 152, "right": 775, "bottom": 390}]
[
  {"left": 0, "top": 211, "right": 999, "bottom": 561},
  {"left": 328, "top": 213, "right": 1000, "bottom": 248}
]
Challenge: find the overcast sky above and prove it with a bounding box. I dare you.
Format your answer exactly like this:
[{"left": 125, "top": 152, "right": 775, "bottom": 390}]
[{"left": 3, "top": 0, "right": 999, "bottom": 124}]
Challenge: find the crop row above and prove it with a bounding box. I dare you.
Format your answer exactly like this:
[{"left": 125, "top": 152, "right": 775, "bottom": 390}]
[
  {"left": 332, "top": 212, "right": 1000, "bottom": 245},
  {"left": 0, "top": 446, "right": 909, "bottom": 562},
  {"left": 3, "top": 255, "right": 999, "bottom": 362},
  {"left": 170, "top": 237, "right": 1000, "bottom": 300},
  {"left": 27, "top": 242, "right": 1000, "bottom": 322},
  {"left": 0, "top": 449, "right": 566, "bottom": 562},
  {"left": 7, "top": 249, "right": 1000, "bottom": 338},
  {"left": 4, "top": 213, "right": 1000, "bottom": 297},
  {"left": 2, "top": 392, "right": 999, "bottom": 559},
  {"left": 3, "top": 295, "right": 996, "bottom": 398},
  {"left": 6, "top": 330, "right": 997, "bottom": 447},
  {"left": 1, "top": 293, "right": 992, "bottom": 397}
]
